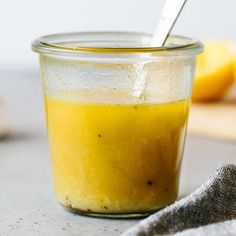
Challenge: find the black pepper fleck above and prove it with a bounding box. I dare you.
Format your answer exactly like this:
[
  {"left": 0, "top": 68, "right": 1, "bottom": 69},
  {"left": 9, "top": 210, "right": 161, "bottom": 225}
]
[
  {"left": 103, "top": 206, "right": 108, "bottom": 210},
  {"left": 98, "top": 134, "right": 102, "bottom": 138},
  {"left": 147, "top": 180, "right": 153, "bottom": 186},
  {"left": 134, "top": 106, "right": 138, "bottom": 109}
]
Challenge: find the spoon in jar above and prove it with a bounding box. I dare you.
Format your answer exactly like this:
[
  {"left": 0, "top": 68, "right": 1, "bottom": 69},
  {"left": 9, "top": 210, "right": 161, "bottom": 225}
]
[
  {"left": 151, "top": 0, "right": 188, "bottom": 46},
  {"left": 136, "top": 0, "right": 188, "bottom": 100}
]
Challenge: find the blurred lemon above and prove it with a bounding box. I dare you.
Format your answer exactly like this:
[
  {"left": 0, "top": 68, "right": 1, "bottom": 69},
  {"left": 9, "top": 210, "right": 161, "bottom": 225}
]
[
  {"left": 192, "top": 41, "right": 235, "bottom": 102},
  {"left": 234, "top": 52, "right": 236, "bottom": 82}
]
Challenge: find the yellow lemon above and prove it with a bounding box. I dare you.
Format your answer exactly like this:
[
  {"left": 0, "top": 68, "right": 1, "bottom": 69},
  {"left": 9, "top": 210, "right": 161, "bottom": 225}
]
[
  {"left": 192, "top": 41, "right": 235, "bottom": 102},
  {"left": 234, "top": 52, "right": 236, "bottom": 82}
]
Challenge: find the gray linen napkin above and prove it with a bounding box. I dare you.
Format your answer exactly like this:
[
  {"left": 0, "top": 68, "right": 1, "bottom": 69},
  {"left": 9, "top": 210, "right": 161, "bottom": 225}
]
[
  {"left": 122, "top": 163, "right": 236, "bottom": 236},
  {"left": 173, "top": 219, "right": 236, "bottom": 236}
]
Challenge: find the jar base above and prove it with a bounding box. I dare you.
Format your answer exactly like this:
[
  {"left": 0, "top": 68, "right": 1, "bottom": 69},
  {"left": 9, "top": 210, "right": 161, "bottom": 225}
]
[{"left": 61, "top": 204, "right": 163, "bottom": 219}]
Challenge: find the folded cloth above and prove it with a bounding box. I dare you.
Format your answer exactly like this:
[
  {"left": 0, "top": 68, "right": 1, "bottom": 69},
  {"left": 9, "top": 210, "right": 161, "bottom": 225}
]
[
  {"left": 122, "top": 163, "right": 236, "bottom": 236},
  {"left": 174, "top": 219, "right": 236, "bottom": 236}
]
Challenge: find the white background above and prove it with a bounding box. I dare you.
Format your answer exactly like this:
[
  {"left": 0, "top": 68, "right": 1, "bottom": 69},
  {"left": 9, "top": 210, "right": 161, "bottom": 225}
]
[{"left": 0, "top": 0, "right": 235, "bottom": 70}]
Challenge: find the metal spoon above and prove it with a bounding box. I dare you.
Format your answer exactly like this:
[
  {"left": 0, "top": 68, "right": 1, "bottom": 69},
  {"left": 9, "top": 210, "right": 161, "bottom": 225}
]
[{"left": 151, "top": 0, "right": 188, "bottom": 47}]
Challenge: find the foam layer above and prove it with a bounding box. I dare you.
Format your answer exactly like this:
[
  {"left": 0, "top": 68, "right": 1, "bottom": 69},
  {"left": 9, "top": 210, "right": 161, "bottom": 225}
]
[{"left": 40, "top": 55, "right": 195, "bottom": 104}]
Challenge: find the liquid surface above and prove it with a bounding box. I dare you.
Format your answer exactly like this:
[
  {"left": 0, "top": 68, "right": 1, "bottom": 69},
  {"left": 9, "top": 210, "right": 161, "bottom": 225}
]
[{"left": 45, "top": 95, "right": 189, "bottom": 213}]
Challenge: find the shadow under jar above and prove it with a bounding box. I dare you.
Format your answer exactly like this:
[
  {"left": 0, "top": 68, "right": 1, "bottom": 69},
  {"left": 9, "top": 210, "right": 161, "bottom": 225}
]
[{"left": 32, "top": 32, "right": 203, "bottom": 218}]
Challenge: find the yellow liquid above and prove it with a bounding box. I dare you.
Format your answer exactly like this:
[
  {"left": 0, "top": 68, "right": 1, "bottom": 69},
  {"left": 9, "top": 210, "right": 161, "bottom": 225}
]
[{"left": 45, "top": 95, "right": 189, "bottom": 214}]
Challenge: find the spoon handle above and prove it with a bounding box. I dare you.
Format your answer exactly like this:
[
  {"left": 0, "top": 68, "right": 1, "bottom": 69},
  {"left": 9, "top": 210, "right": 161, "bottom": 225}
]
[{"left": 151, "top": 0, "right": 188, "bottom": 47}]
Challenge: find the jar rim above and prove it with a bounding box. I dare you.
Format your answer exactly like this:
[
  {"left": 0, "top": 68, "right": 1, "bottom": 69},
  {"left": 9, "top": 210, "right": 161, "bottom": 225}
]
[{"left": 32, "top": 31, "right": 203, "bottom": 55}]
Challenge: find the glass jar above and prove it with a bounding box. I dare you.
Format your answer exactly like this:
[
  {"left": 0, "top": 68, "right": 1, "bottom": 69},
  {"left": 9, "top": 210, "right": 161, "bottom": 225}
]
[{"left": 32, "top": 32, "right": 203, "bottom": 218}]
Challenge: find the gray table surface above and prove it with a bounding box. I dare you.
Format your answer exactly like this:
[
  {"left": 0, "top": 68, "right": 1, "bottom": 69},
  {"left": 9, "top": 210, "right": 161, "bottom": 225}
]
[{"left": 0, "top": 70, "right": 235, "bottom": 236}]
